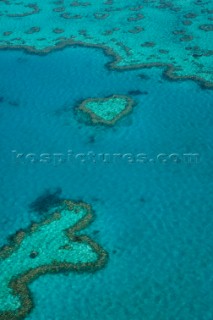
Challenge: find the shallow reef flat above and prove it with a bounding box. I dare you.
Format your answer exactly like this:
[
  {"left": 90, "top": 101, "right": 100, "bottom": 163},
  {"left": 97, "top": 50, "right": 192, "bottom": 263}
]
[
  {"left": 0, "top": 200, "right": 107, "bottom": 320},
  {"left": 78, "top": 95, "right": 134, "bottom": 125},
  {"left": 0, "top": 0, "right": 212, "bottom": 87}
]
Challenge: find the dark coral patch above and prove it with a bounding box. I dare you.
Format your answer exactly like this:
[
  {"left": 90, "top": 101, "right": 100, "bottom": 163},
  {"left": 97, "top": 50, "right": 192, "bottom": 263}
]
[
  {"left": 199, "top": 24, "right": 213, "bottom": 31},
  {"left": 141, "top": 42, "right": 155, "bottom": 47},
  {"left": 53, "top": 28, "right": 64, "bottom": 34},
  {"left": 3, "top": 31, "right": 13, "bottom": 36},
  {"left": 7, "top": 4, "right": 40, "bottom": 17},
  {"left": 129, "top": 26, "right": 144, "bottom": 34},
  {"left": 180, "top": 35, "right": 193, "bottom": 42},
  {"left": 29, "top": 251, "right": 39, "bottom": 259},
  {"left": 25, "top": 27, "right": 40, "bottom": 34},
  {"left": 184, "top": 13, "right": 197, "bottom": 19},
  {"left": 182, "top": 20, "right": 192, "bottom": 26},
  {"left": 94, "top": 13, "right": 109, "bottom": 20},
  {"left": 53, "top": 7, "right": 65, "bottom": 12},
  {"left": 172, "top": 30, "right": 185, "bottom": 35},
  {"left": 127, "top": 13, "right": 144, "bottom": 22},
  {"left": 159, "top": 49, "right": 169, "bottom": 54}
]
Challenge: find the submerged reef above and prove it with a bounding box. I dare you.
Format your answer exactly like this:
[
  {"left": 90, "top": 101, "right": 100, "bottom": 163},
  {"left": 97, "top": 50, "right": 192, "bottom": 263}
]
[
  {"left": 28, "top": 187, "right": 63, "bottom": 215},
  {"left": 0, "top": 200, "right": 107, "bottom": 320},
  {"left": 78, "top": 95, "right": 134, "bottom": 125},
  {"left": 0, "top": 0, "right": 212, "bottom": 87}
]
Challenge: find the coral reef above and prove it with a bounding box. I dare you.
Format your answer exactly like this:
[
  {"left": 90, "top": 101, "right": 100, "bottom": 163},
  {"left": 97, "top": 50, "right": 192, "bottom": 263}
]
[
  {"left": 78, "top": 95, "right": 135, "bottom": 125},
  {"left": 0, "top": 200, "right": 107, "bottom": 319},
  {"left": 0, "top": 0, "right": 212, "bottom": 88}
]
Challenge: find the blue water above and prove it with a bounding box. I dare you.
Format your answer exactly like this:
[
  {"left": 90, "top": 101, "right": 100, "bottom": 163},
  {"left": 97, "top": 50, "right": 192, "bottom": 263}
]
[{"left": 0, "top": 47, "right": 213, "bottom": 319}]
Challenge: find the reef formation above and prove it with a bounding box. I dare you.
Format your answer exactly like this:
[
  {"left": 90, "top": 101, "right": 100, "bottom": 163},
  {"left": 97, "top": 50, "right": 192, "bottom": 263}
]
[
  {"left": 78, "top": 95, "right": 134, "bottom": 125},
  {"left": 0, "top": 200, "right": 107, "bottom": 320},
  {"left": 0, "top": 0, "right": 212, "bottom": 88}
]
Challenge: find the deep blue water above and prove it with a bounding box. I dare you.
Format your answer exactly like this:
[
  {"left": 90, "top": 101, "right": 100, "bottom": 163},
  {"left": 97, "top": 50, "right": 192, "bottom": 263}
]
[{"left": 0, "top": 47, "right": 213, "bottom": 319}]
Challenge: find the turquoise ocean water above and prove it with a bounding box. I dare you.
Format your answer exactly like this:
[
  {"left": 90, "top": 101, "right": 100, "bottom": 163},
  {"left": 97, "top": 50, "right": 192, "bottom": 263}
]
[{"left": 0, "top": 46, "right": 213, "bottom": 319}]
